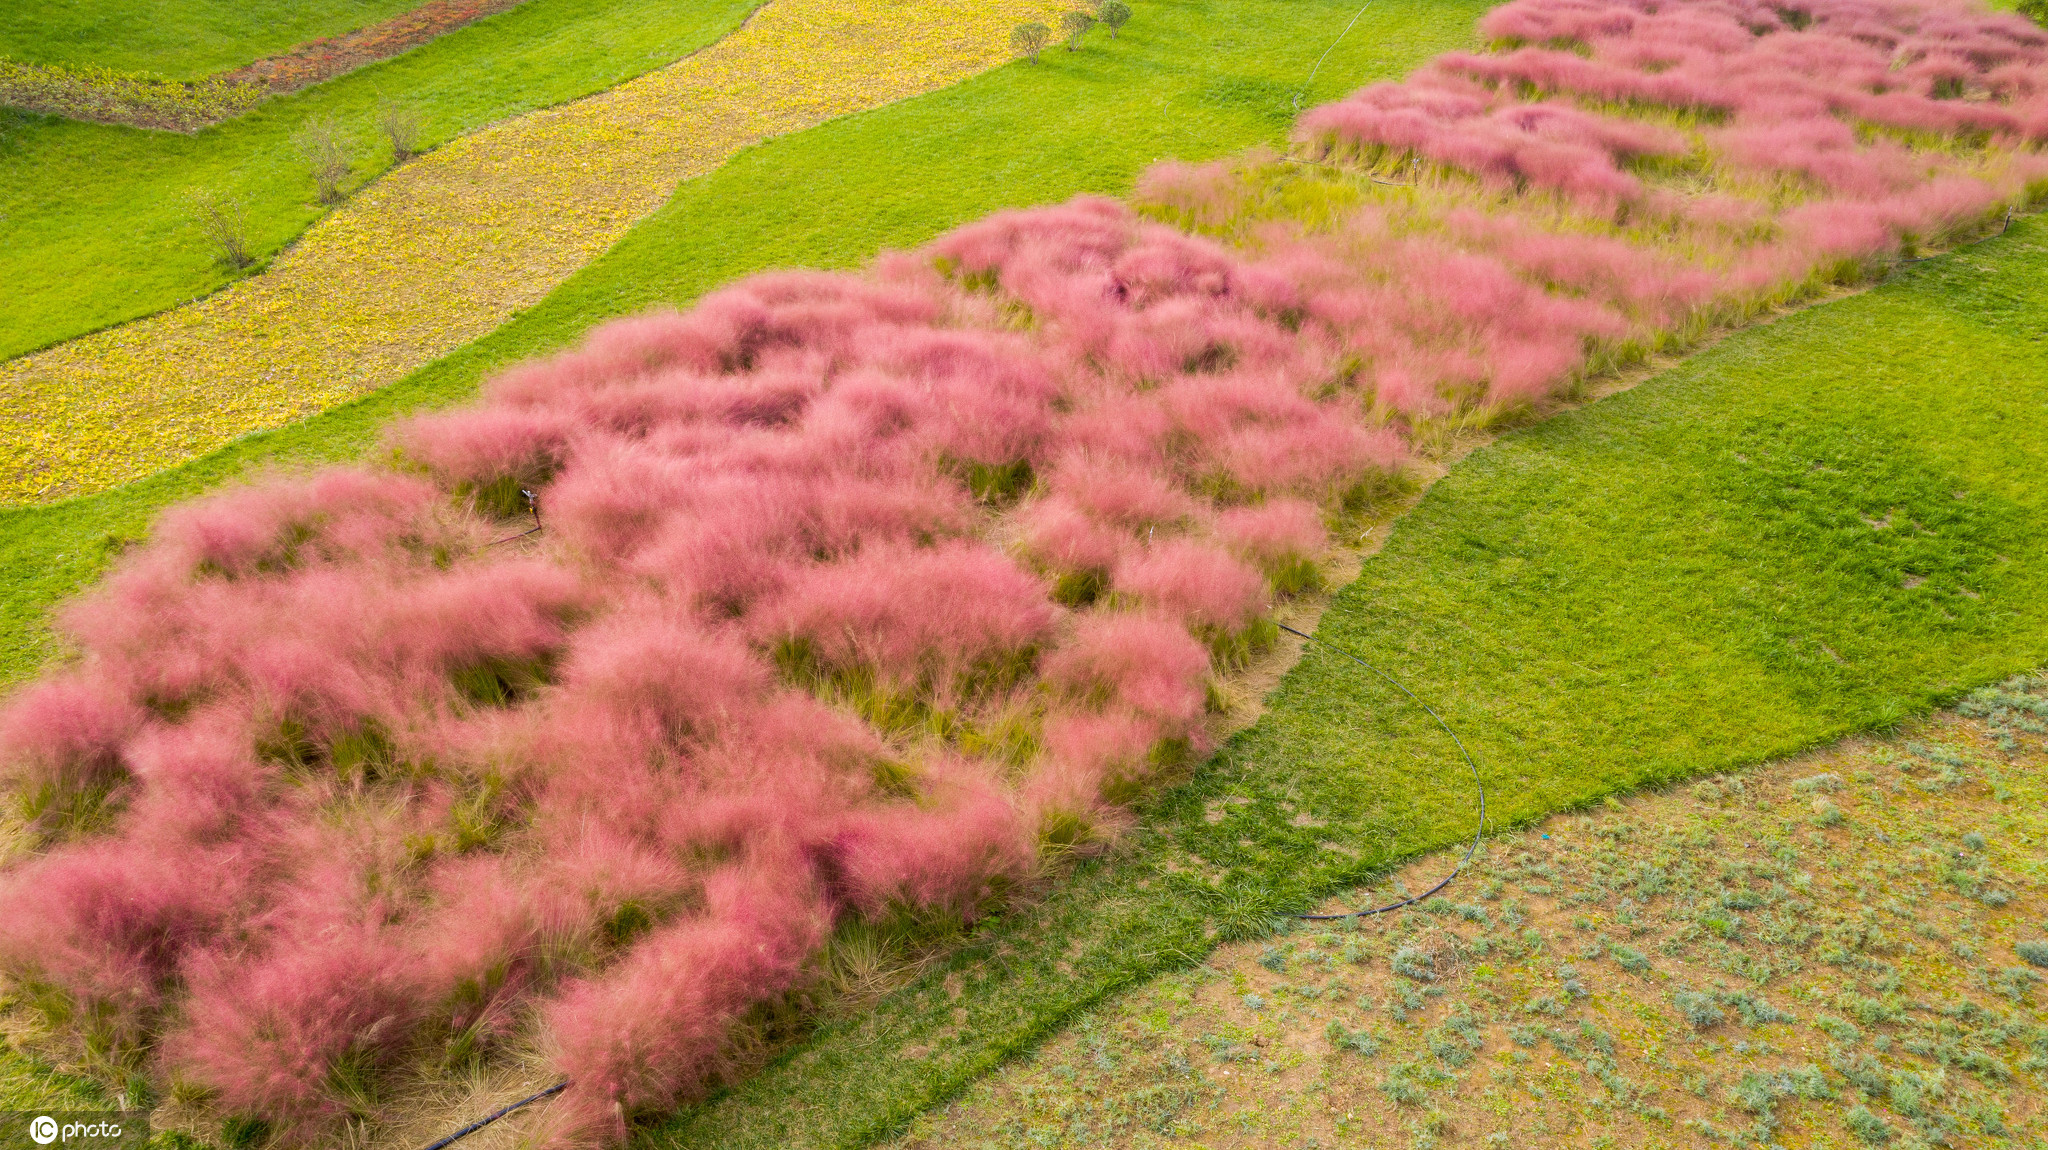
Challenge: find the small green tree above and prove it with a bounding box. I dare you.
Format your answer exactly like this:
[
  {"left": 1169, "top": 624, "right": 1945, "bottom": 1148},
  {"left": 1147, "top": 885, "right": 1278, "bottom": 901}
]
[
  {"left": 1060, "top": 9, "right": 1096, "bottom": 49},
  {"left": 1098, "top": 0, "right": 1132, "bottom": 38},
  {"left": 1011, "top": 21, "right": 1051, "bottom": 62}
]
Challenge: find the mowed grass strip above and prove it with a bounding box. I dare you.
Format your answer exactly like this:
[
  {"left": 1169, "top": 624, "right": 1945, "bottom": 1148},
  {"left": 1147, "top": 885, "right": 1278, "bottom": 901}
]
[
  {"left": 0, "top": 0, "right": 424, "bottom": 79},
  {"left": 633, "top": 222, "right": 2048, "bottom": 1148},
  {"left": 0, "top": 0, "right": 1494, "bottom": 679},
  {"left": 0, "top": 0, "right": 1071, "bottom": 505},
  {"left": 0, "top": 0, "right": 760, "bottom": 363}
]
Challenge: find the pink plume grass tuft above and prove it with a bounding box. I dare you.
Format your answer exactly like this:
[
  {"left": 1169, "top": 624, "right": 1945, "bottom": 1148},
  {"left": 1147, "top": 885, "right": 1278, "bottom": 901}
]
[{"left": 1113, "top": 541, "right": 1267, "bottom": 633}]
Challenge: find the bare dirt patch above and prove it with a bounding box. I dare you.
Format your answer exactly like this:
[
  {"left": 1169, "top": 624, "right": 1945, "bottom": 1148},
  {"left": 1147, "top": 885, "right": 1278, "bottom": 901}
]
[
  {"left": 220, "top": 0, "right": 527, "bottom": 97},
  {"left": 896, "top": 680, "right": 2048, "bottom": 1149}
]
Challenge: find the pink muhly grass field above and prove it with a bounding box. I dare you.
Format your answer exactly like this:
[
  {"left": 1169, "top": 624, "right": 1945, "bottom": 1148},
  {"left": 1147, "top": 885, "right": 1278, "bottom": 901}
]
[{"left": 3, "top": 0, "right": 2045, "bottom": 1142}]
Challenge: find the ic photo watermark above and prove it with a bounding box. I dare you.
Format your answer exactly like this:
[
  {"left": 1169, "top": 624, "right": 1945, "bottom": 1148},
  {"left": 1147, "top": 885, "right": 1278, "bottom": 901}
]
[{"left": 0, "top": 1113, "right": 149, "bottom": 1150}]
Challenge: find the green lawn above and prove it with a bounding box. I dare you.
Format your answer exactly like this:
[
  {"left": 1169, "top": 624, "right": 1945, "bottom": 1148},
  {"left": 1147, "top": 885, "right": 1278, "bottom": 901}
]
[
  {"left": 0, "top": 0, "right": 761, "bottom": 363},
  {"left": 638, "top": 221, "right": 2048, "bottom": 1148},
  {"left": 1, "top": 0, "right": 423, "bottom": 79},
  {"left": 8, "top": 0, "right": 2046, "bottom": 1138},
  {"left": 0, "top": 0, "right": 1496, "bottom": 681}
]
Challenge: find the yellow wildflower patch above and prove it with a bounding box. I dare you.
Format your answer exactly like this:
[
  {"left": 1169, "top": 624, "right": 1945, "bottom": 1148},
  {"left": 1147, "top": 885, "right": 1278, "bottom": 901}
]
[{"left": 0, "top": 0, "right": 1062, "bottom": 506}]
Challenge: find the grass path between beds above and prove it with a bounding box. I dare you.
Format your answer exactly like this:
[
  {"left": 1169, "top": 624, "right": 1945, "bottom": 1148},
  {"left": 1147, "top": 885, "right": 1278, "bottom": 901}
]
[{"left": 629, "top": 219, "right": 2048, "bottom": 1148}]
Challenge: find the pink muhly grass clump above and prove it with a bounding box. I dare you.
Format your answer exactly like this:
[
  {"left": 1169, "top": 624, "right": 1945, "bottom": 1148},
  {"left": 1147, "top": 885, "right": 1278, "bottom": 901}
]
[
  {"left": 409, "top": 856, "right": 576, "bottom": 1041},
  {"left": 172, "top": 931, "right": 422, "bottom": 1129},
  {"left": 1210, "top": 406, "right": 1408, "bottom": 494},
  {"left": 759, "top": 544, "right": 1057, "bottom": 693},
  {"left": 1113, "top": 541, "right": 1267, "bottom": 634},
  {"left": 544, "top": 863, "right": 832, "bottom": 1143},
  {"left": 1215, "top": 500, "right": 1329, "bottom": 589},
  {"left": 1157, "top": 373, "right": 1408, "bottom": 495},
  {"left": 368, "top": 559, "right": 586, "bottom": 687},
  {"left": 118, "top": 715, "right": 269, "bottom": 845},
  {"left": 929, "top": 196, "right": 1132, "bottom": 291},
  {"left": 166, "top": 850, "right": 426, "bottom": 1120},
  {"left": 1019, "top": 495, "right": 1130, "bottom": 576},
  {"left": 543, "top": 613, "right": 768, "bottom": 760},
  {"left": 391, "top": 404, "right": 577, "bottom": 496},
  {"left": 1043, "top": 612, "right": 1212, "bottom": 731},
  {"left": 1447, "top": 210, "right": 1719, "bottom": 321},
  {"left": 1298, "top": 83, "right": 1683, "bottom": 208},
  {"left": 826, "top": 762, "right": 1032, "bottom": 919},
  {"left": 531, "top": 827, "right": 695, "bottom": 937},
  {"left": 1715, "top": 118, "right": 1922, "bottom": 199},
  {"left": 648, "top": 695, "right": 881, "bottom": 856},
  {"left": 0, "top": 675, "right": 142, "bottom": 803},
  {"left": 1039, "top": 707, "right": 1175, "bottom": 806},
  {"left": 1132, "top": 158, "right": 1253, "bottom": 232},
  {"left": 1054, "top": 391, "right": 1175, "bottom": 467},
  {"left": 147, "top": 469, "right": 446, "bottom": 580},
  {"left": 1048, "top": 455, "right": 1200, "bottom": 529},
  {"left": 0, "top": 839, "right": 248, "bottom": 1031}
]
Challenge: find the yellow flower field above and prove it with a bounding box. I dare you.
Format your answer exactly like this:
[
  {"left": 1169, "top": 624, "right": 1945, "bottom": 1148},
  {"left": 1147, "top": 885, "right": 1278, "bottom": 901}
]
[{"left": 0, "top": 0, "right": 1061, "bottom": 506}]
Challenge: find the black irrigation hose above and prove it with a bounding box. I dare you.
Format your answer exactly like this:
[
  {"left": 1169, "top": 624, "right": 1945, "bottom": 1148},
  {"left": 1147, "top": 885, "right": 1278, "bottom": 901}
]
[
  {"left": 1292, "top": 0, "right": 1378, "bottom": 112},
  {"left": 485, "top": 488, "right": 544, "bottom": 547},
  {"left": 1275, "top": 622, "right": 1488, "bottom": 920},
  {"left": 418, "top": 1080, "right": 571, "bottom": 1150}
]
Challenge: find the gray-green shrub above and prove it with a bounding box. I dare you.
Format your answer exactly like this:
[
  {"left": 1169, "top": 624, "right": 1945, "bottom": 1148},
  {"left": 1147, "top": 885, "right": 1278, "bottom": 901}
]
[
  {"left": 1060, "top": 9, "right": 1096, "bottom": 49},
  {"left": 188, "top": 189, "right": 253, "bottom": 269},
  {"left": 1010, "top": 22, "right": 1051, "bottom": 61},
  {"left": 1099, "top": 0, "right": 1132, "bottom": 37},
  {"left": 296, "top": 114, "right": 353, "bottom": 204}
]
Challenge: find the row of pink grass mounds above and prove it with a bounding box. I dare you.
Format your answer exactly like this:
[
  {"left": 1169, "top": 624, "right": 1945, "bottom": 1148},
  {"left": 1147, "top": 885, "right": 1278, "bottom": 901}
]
[{"left": 5, "top": 0, "right": 2047, "bottom": 1143}]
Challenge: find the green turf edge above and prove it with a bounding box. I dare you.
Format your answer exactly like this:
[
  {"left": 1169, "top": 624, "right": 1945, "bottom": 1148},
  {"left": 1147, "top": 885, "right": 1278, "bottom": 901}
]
[
  {"left": 0, "top": 0, "right": 764, "bottom": 362},
  {"left": 639, "top": 220, "right": 2048, "bottom": 1148},
  {"left": 0, "top": 0, "right": 1495, "bottom": 683}
]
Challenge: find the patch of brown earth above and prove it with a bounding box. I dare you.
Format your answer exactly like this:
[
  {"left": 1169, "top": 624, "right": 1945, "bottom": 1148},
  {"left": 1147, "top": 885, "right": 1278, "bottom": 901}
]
[{"left": 894, "top": 683, "right": 2048, "bottom": 1149}]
